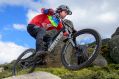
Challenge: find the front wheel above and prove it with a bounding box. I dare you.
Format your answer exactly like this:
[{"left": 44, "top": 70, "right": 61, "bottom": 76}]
[{"left": 61, "top": 29, "right": 101, "bottom": 70}]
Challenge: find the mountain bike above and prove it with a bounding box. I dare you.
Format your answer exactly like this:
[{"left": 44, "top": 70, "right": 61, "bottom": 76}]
[{"left": 12, "top": 20, "right": 101, "bottom": 75}]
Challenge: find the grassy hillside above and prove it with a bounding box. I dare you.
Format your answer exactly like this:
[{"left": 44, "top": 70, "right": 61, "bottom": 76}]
[{"left": 0, "top": 64, "right": 119, "bottom": 79}]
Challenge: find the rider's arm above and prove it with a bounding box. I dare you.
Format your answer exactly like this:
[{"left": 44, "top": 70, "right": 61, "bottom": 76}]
[{"left": 56, "top": 22, "right": 69, "bottom": 36}]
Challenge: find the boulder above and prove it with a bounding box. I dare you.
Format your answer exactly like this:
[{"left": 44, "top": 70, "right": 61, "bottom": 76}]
[
  {"left": 0, "top": 67, "right": 4, "bottom": 72},
  {"left": 109, "top": 35, "right": 119, "bottom": 63},
  {"left": 111, "top": 27, "right": 119, "bottom": 38},
  {"left": 46, "top": 38, "right": 64, "bottom": 67},
  {"left": 93, "top": 53, "right": 108, "bottom": 67},
  {"left": 4, "top": 72, "right": 61, "bottom": 79}
]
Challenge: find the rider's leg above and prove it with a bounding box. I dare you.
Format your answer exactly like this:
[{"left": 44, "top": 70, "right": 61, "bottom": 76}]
[
  {"left": 27, "top": 24, "right": 47, "bottom": 54},
  {"left": 43, "top": 34, "right": 52, "bottom": 49},
  {"left": 35, "top": 28, "right": 49, "bottom": 64},
  {"left": 27, "top": 24, "right": 48, "bottom": 65},
  {"left": 27, "top": 24, "right": 37, "bottom": 39},
  {"left": 35, "top": 27, "right": 47, "bottom": 53},
  {"left": 43, "top": 30, "right": 57, "bottom": 48}
]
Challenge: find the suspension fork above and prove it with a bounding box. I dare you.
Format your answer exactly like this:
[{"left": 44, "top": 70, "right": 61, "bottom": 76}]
[{"left": 68, "top": 33, "right": 77, "bottom": 47}]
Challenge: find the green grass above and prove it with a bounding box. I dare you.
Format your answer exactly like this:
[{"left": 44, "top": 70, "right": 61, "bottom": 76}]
[{"left": 0, "top": 64, "right": 119, "bottom": 79}]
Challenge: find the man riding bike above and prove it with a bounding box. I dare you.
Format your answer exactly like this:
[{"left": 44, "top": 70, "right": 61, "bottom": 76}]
[
  {"left": 12, "top": 5, "right": 101, "bottom": 75},
  {"left": 27, "top": 5, "right": 76, "bottom": 63}
]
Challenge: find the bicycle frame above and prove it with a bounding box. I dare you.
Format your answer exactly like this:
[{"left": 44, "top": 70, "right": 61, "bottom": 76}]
[{"left": 48, "top": 21, "right": 76, "bottom": 52}]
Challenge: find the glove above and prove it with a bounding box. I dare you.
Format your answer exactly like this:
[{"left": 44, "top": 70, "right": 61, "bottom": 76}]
[
  {"left": 63, "top": 32, "right": 69, "bottom": 40},
  {"left": 42, "top": 23, "right": 52, "bottom": 30},
  {"left": 63, "top": 32, "right": 69, "bottom": 36}
]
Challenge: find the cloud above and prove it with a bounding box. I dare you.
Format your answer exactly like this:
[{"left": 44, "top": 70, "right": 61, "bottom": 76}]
[
  {"left": 0, "top": 41, "right": 27, "bottom": 64},
  {"left": 26, "top": 9, "right": 40, "bottom": 23},
  {"left": 13, "top": 24, "right": 26, "bottom": 31},
  {"left": 97, "top": 12, "right": 118, "bottom": 23},
  {"left": 0, "top": 0, "right": 48, "bottom": 9}
]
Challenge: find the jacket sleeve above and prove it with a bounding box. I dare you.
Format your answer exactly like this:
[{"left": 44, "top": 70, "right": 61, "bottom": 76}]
[{"left": 56, "top": 22, "right": 69, "bottom": 36}]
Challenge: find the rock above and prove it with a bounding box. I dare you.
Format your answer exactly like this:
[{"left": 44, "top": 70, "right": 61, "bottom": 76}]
[
  {"left": 46, "top": 38, "right": 64, "bottom": 67},
  {"left": 101, "top": 44, "right": 113, "bottom": 63},
  {"left": 111, "top": 27, "right": 119, "bottom": 38},
  {"left": 109, "top": 35, "right": 119, "bottom": 63},
  {"left": 93, "top": 53, "right": 108, "bottom": 67},
  {"left": 4, "top": 72, "right": 61, "bottom": 79},
  {"left": 0, "top": 67, "right": 4, "bottom": 72},
  {"left": 102, "top": 38, "right": 110, "bottom": 46}
]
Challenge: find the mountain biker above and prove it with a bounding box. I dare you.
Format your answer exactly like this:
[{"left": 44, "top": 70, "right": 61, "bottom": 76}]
[{"left": 27, "top": 5, "right": 74, "bottom": 61}]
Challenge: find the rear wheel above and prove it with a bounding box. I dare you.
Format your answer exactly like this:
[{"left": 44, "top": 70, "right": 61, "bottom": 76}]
[
  {"left": 12, "top": 48, "right": 36, "bottom": 75},
  {"left": 61, "top": 29, "right": 101, "bottom": 70}
]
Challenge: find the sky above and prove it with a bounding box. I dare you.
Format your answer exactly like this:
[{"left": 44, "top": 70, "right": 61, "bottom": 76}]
[{"left": 0, "top": 0, "right": 119, "bottom": 64}]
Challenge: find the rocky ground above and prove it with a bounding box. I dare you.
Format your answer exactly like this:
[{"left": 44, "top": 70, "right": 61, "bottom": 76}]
[{"left": 4, "top": 72, "right": 61, "bottom": 79}]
